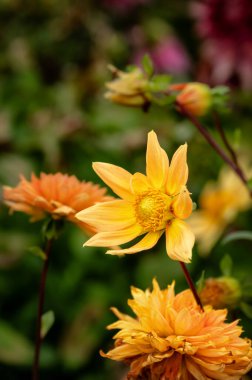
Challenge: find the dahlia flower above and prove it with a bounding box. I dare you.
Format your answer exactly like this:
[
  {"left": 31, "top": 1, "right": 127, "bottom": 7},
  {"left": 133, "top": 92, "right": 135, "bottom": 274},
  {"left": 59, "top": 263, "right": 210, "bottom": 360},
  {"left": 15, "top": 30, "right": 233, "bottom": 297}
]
[
  {"left": 3, "top": 172, "right": 112, "bottom": 234},
  {"left": 189, "top": 167, "right": 251, "bottom": 255},
  {"left": 101, "top": 279, "right": 252, "bottom": 379},
  {"left": 77, "top": 131, "right": 194, "bottom": 262}
]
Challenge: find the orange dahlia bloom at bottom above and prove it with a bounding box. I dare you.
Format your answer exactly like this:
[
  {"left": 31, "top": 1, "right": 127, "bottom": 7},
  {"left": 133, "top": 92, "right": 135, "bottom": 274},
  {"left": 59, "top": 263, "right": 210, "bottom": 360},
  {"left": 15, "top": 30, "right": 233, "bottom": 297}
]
[{"left": 101, "top": 280, "right": 252, "bottom": 380}]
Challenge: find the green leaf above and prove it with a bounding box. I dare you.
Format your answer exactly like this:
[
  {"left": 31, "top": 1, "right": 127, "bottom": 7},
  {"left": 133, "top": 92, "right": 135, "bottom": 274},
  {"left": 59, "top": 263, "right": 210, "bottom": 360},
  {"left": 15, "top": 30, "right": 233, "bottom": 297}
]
[
  {"left": 222, "top": 231, "right": 252, "bottom": 245},
  {"left": 41, "top": 311, "right": 55, "bottom": 339},
  {"left": 241, "top": 302, "right": 252, "bottom": 319},
  {"left": 27, "top": 246, "right": 47, "bottom": 260},
  {"left": 196, "top": 271, "right": 205, "bottom": 292},
  {"left": 141, "top": 54, "right": 154, "bottom": 77},
  {"left": 247, "top": 178, "right": 252, "bottom": 191},
  {"left": 220, "top": 254, "right": 233, "bottom": 276},
  {"left": 0, "top": 320, "right": 33, "bottom": 365},
  {"left": 148, "top": 74, "right": 172, "bottom": 92},
  {"left": 211, "top": 85, "right": 230, "bottom": 96}
]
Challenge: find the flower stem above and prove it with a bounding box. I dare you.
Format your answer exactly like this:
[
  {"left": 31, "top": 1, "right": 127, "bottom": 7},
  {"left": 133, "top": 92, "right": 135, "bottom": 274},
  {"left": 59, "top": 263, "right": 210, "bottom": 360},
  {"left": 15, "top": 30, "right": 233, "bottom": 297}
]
[
  {"left": 32, "top": 238, "right": 53, "bottom": 380},
  {"left": 178, "top": 105, "right": 252, "bottom": 197},
  {"left": 212, "top": 112, "right": 239, "bottom": 165},
  {"left": 179, "top": 261, "right": 204, "bottom": 311}
]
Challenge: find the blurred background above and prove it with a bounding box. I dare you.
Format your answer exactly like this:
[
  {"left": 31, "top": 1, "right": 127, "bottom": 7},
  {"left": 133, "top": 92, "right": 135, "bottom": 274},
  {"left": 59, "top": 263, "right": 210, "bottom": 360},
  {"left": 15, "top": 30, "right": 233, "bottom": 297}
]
[{"left": 0, "top": 0, "right": 252, "bottom": 379}]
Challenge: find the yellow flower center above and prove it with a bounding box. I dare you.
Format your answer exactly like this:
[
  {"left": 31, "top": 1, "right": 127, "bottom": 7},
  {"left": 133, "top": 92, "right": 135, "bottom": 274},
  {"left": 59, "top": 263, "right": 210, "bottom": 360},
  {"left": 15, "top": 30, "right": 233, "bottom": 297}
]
[{"left": 134, "top": 190, "right": 173, "bottom": 232}]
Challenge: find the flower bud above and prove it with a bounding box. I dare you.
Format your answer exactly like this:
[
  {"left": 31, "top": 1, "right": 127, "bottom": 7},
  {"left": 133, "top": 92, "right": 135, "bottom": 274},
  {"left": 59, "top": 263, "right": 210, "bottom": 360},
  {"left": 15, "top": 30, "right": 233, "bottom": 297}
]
[
  {"left": 199, "top": 276, "right": 242, "bottom": 309},
  {"left": 174, "top": 82, "right": 212, "bottom": 116},
  {"left": 105, "top": 65, "right": 150, "bottom": 108}
]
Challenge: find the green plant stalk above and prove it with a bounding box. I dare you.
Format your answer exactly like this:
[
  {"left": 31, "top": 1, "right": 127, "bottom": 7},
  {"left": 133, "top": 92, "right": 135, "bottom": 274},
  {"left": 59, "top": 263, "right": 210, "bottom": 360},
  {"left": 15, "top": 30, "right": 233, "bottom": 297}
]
[{"left": 32, "top": 238, "right": 53, "bottom": 380}]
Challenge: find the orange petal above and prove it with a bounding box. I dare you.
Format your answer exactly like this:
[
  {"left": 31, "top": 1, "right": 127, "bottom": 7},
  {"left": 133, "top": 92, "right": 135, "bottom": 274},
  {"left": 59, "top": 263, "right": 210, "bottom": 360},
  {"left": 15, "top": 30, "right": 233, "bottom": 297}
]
[
  {"left": 146, "top": 131, "right": 169, "bottom": 189},
  {"left": 130, "top": 172, "right": 150, "bottom": 194},
  {"left": 165, "top": 219, "right": 194, "bottom": 262},
  {"left": 93, "top": 162, "right": 134, "bottom": 201},
  {"left": 172, "top": 188, "right": 193, "bottom": 219},
  {"left": 83, "top": 224, "right": 142, "bottom": 247},
  {"left": 106, "top": 230, "right": 164, "bottom": 255},
  {"left": 166, "top": 144, "right": 188, "bottom": 195},
  {"left": 76, "top": 200, "right": 136, "bottom": 231}
]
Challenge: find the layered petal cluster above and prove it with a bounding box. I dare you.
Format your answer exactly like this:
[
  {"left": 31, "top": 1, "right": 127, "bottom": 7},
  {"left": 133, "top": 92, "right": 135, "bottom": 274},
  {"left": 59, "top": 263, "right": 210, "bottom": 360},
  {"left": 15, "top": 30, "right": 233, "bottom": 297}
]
[
  {"left": 101, "top": 279, "right": 252, "bottom": 380},
  {"left": 77, "top": 131, "right": 194, "bottom": 262},
  {"left": 189, "top": 167, "right": 251, "bottom": 255},
  {"left": 3, "top": 173, "right": 112, "bottom": 233},
  {"left": 105, "top": 65, "right": 150, "bottom": 107}
]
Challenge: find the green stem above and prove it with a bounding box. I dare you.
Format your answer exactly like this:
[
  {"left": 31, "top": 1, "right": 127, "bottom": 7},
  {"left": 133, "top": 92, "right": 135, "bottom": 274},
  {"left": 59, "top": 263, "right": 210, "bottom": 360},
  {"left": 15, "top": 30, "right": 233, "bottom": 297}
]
[{"left": 32, "top": 238, "right": 52, "bottom": 380}]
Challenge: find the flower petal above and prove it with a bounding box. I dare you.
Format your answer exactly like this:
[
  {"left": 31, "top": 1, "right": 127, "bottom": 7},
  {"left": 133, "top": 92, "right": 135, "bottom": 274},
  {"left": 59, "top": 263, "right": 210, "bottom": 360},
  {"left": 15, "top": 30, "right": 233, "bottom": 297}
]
[
  {"left": 172, "top": 188, "right": 193, "bottom": 219},
  {"left": 130, "top": 172, "right": 151, "bottom": 194},
  {"left": 166, "top": 144, "right": 188, "bottom": 195},
  {"left": 106, "top": 230, "right": 164, "bottom": 255},
  {"left": 76, "top": 200, "right": 136, "bottom": 232},
  {"left": 165, "top": 219, "right": 194, "bottom": 263},
  {"left": 146, "top": 131, "right": 169, "bottom": 189},
  {"left": 93, "top": 162, "right": 134, "bottom": 201},
  {"left": 83, "top": 224, "right": 143, "bottom": 247}
]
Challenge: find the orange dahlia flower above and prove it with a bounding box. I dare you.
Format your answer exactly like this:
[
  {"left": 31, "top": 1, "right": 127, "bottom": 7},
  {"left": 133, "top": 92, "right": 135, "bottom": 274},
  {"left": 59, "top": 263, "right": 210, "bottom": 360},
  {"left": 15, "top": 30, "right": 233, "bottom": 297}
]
[
  {"left": 101, "top": 279, "right": 252, "bottom": 380},
  {"left": 77, "top": 131, "right": 194, "bottom": 262},
  {"left": 3, "top": 173, "right": 112, "bottom": 233}
]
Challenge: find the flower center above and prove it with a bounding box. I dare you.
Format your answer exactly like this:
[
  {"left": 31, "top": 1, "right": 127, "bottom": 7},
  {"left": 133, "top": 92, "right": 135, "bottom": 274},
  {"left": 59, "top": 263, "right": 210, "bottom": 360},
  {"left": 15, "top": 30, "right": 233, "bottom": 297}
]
[{"left": 134, "top": 190, "right": 173, "bottom": 232}]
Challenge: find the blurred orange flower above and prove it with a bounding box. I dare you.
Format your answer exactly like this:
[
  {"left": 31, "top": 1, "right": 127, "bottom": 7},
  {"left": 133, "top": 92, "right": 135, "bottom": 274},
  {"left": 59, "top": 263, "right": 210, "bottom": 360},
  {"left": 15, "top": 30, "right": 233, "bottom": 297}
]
[
  {"left": 77, "top": 131, "right": 194, "bottom": 262},
  {"left": 3, "top": 173, "right": 112, "bottom": 234},
  {"left": 101, "top": 279, "right": 252, "bottom": 380},
  {"left": 189, "top": 167, "right": 251, "bottom": 255},
  {"left": 170, "top": 82, "right": 212, "bottom": 116}
]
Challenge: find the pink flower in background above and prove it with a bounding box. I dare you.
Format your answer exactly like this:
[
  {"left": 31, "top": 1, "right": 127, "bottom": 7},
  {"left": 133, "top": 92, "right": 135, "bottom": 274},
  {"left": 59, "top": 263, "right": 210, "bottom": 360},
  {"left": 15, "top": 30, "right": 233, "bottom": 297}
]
[
  {"left": 150, "top": 37, "right": 191, "bottom": 74},
  {"left": 191, "top": 0, "right": 252, "bottom": 89},
  {"left": 134, "top": 36, "right": 191, "bottom": 76}
]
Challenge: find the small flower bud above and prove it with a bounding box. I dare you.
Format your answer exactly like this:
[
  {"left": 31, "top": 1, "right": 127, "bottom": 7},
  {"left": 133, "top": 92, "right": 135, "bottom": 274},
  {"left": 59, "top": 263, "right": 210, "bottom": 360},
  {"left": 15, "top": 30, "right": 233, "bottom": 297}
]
[
  {"left": 174, "top": 82, "right": 212, "bottom": 116},
  {"left": 199, "top": 276, "right": 242, "bottom": 309},
  {"left": 105, "top": 65, "right": 150, "bottom": 108}
]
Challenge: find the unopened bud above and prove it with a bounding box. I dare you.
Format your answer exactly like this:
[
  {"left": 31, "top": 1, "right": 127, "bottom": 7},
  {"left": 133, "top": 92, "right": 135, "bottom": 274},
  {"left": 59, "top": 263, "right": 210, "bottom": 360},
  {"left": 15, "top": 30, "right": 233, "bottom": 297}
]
[
  {"left": 175, "top": 82, "right": 212, "bottom": 117},
  {"left": 105, "top": 66, "right": 150, "bottom": 108},
  {"left": 199, "top": 276, "right": 242, "bottom": 309}
]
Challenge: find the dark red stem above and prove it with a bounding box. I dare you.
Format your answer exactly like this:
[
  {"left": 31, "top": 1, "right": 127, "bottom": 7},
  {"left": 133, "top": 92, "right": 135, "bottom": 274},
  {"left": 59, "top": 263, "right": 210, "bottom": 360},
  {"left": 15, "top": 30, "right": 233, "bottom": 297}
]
[
  {"left": 178, "top": 105, "right": 252, "bottom": 197},
  {"left": 32, "top": 239, "right": 52, "bottom": 380},
  {"left": 213, "top": 112, "right": 238, "bottom": 165},
  {"left": 179, "top": 261, "right": 204, "bottom": 311}
]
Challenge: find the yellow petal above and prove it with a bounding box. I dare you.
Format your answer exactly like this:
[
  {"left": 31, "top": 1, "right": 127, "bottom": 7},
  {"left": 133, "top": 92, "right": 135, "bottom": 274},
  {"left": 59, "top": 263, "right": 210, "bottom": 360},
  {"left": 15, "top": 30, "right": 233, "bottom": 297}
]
[
  {"left": 146, "top": 131, "right": 169, "bottom": 189},
  {"left": 165, "top": 219, "right": 194, "bottom": 262},
  {"left": 166, "top": 144, "right": 188, "bottom": 195},
  {"left": 130, "top": 172, "right": 151, "bottom": 194},
  {"left": 83, "top": 224, "right": 142, "bottom": 247},
  {"left": 93, "top": 162, "right": 134, "bottom": 201},
  {"left": 106, "top": 230, "right": 164, "bottom": 255},
  {"left": 172, "top": 188, "right": 193, "bottom": 219},
  {"left": 76, "top": 200, "right": 136, "bottom": 232}
]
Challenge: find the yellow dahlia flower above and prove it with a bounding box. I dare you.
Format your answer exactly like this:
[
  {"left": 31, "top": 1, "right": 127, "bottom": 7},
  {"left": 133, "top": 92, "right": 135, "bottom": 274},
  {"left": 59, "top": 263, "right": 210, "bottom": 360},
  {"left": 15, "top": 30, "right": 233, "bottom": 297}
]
[
  {"left": 77, "top": 131, "right": 194, "bottom": 262},
  {"left": 101, "top": 279, "right": 252, "bottom": 380},
  {"left": 3, "top": 172, "right": 112, "bottom": 234},
  {"left": 189, "top": 167, "right": 251, "bottom": 255}
]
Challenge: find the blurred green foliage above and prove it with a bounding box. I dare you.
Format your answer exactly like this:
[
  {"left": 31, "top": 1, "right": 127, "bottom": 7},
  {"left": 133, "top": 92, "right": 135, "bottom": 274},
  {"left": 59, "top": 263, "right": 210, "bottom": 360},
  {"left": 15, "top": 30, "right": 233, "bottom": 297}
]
[{"left": 0, "top": 1, "right": 251, "bottom": 379}]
